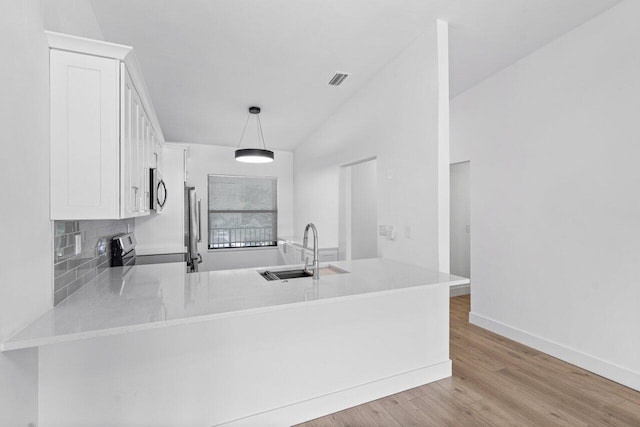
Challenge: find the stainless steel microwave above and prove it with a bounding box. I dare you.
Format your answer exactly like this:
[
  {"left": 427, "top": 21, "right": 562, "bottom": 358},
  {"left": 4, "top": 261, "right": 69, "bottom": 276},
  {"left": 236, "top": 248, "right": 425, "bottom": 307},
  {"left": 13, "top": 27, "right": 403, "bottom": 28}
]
[{"left": 149, "top": 168, "right": 167, "bottom": 212}]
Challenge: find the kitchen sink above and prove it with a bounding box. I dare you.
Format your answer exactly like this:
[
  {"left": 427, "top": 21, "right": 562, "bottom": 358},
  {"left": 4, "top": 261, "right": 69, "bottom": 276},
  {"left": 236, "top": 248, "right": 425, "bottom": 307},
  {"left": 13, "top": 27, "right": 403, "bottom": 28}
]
[
  {"left": 261, "top": 269, "right": 312, "bottom": 280},
  {"left": 260, "top": 265, "right": 348, "bottom": 281}
]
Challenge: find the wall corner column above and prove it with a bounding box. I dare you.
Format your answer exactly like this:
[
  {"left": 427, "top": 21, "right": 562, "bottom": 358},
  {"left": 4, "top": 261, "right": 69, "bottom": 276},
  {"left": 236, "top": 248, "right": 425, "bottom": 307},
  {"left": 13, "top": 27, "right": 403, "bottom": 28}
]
[{"left": 437, "top": 19, "right": 450, "bottom": 273}]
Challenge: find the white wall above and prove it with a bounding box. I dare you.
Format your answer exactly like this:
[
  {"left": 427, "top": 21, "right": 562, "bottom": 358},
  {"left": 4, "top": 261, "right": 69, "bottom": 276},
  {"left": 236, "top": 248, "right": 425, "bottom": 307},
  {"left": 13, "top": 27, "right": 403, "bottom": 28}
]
[
  {"left": 0, "top": 2, "right": 107, "bottom": 423},
  {"left": 43, "top": 0, "right": 104, "bottom": 40},
  {"left": 294, "top": 23, "right": 448, "bottom": 270},
  {"left": 0, "top": 1, "right": 51, "bottom": 425},
  {"left": 450, "top": 125, "right": 471, "bottom": 164},
  {"left": 350, "top": 160, "right": 378, "bottom": 259},
  {"left": 453, "top": 0, "right": 640, "bottom": 390},
  {"left": 185, "top": 143, "right": 294, "bottom": 271}
]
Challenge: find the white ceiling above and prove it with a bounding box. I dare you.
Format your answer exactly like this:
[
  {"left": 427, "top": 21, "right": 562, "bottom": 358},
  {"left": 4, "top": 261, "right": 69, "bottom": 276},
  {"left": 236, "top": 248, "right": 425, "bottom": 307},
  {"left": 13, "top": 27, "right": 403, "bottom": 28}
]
[{"left": 89, "top": 0, "right": 622, "bottom": 150}]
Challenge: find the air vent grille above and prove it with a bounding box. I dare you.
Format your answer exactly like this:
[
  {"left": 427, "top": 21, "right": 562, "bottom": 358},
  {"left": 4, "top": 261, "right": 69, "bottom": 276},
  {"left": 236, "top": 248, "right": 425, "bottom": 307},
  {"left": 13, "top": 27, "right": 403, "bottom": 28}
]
[{"left": 328, "top": 72, "right": 349, "bottom": 86}]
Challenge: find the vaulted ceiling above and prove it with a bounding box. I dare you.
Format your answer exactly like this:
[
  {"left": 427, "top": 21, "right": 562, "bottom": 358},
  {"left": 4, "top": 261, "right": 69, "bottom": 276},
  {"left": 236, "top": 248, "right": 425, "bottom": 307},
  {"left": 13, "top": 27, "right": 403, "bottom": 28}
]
[{"left": 89, "top": 0, "right": 622, "bottom": 150}]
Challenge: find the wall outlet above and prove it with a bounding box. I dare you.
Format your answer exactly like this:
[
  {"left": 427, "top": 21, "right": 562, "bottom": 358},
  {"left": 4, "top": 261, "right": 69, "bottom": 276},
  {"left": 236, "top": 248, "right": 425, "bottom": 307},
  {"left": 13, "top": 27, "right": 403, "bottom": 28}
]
[{"left": 379, "top": 225, "right": 387, "bottom": 236}]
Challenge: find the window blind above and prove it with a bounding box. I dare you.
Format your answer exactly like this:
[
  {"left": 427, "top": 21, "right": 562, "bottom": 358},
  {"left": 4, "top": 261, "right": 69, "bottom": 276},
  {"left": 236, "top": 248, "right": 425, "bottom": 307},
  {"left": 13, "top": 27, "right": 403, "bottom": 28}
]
[{"left": 208, "top": 175, "right": 277, "bottom": 249}]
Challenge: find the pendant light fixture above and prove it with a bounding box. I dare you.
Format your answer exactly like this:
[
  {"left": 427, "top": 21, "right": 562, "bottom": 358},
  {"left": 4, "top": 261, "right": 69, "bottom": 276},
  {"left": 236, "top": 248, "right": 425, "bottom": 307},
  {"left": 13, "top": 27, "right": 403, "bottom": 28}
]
[{"left": 235, "top": 106, "right": 274, "bottom": 163}]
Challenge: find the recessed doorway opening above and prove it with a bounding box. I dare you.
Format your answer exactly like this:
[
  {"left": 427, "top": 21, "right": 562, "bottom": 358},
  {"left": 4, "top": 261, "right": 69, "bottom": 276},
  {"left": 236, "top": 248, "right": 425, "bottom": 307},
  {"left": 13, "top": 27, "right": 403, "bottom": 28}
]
[
  {"left": 450, "top": 161, "right": 470, "bottom": 296},
  {"left": 340, "top": 157, "right": 378, "bottom": 261}
]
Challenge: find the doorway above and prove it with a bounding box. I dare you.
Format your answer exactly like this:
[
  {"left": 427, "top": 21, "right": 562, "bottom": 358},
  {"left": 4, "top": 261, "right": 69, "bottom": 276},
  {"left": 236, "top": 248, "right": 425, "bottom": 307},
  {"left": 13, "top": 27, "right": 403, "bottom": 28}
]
[
  {"left": 341, "top": 158, "right": 378, "bottom": 260},
  {"left": 450, "top": 161, "right": 470, "bottom": 294}
]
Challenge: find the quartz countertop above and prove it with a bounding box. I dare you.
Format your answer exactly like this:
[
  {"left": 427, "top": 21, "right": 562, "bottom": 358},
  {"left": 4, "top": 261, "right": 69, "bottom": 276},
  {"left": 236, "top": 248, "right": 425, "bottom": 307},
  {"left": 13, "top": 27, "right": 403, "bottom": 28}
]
[{"left": 1, "top": 258, "right": 468, "bottom": 351}]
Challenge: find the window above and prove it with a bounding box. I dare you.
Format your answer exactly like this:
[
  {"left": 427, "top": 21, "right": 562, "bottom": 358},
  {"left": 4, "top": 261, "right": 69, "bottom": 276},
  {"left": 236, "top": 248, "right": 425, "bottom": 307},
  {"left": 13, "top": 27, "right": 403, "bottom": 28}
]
[{"left": 208, "top": 175, "right": 277, "bottom": 249}]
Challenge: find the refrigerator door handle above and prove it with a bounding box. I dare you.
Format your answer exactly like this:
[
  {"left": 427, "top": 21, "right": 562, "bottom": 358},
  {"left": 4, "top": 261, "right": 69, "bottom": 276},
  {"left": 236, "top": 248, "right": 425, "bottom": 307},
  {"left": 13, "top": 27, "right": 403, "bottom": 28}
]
[
  {"left": 197, "top": 199, "right": 202, "bottom": 243},
  {"left": 188, "top": 189, "right": 198, "bottom": 260}
]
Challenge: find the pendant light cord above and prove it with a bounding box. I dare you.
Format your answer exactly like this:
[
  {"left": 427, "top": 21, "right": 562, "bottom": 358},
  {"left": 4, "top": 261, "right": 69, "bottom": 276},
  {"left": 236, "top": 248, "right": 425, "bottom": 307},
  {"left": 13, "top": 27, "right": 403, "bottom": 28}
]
[
  {"left": 256, "top": 114, "right": 267, "bottom": 150},
  {"left": 236, "top": 114, "right": 251, "bottom": 148},
  {"left": 236, "top": 108, "right": 268, "bottom": 150}
]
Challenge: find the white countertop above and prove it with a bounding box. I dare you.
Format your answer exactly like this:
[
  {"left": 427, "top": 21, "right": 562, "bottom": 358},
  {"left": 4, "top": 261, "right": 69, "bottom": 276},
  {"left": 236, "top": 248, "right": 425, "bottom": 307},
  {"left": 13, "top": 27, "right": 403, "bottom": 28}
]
[{"left": 1, "top": 258, "right": 468, "bottom": 351}]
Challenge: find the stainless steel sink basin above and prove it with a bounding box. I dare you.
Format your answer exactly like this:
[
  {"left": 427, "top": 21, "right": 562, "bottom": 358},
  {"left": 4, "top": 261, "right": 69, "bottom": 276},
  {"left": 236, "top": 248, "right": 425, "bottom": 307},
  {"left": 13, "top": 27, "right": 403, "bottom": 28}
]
[
  {"left": 260, "top": 265, "right": 348, "bottom": 281},
  {"left": 261, "top": 269, "right": 312, "bottom": 280}
]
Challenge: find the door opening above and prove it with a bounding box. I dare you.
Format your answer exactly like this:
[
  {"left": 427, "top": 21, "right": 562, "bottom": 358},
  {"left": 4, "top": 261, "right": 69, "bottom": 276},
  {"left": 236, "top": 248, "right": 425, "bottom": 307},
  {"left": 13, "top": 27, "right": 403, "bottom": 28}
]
[
  {"left": 340, "top": 158, "right": 378, "bottom": 261},
  {"left": 450, "top": 161, "right": 470, "bottom": 295}
]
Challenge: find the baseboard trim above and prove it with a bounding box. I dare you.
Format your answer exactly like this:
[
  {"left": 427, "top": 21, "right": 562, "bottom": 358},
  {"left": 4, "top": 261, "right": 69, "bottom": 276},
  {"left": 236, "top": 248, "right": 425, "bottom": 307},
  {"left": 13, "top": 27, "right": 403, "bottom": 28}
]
[
  {"left": 450, "top": 284, "right": 470, "bottom": 297},
  {"left": 469, "top": 312, "right": 640, "bottom": 391},
  {"left": 216, "top": 360, "right": 452, "bottom": 427}
]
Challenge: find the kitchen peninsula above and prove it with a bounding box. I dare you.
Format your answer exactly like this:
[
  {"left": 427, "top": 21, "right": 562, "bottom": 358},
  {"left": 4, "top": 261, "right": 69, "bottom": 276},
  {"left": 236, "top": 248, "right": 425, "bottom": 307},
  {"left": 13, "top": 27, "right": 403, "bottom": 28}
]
[{"left": 3, "top": 258, "right": 468, "bottom": 427}]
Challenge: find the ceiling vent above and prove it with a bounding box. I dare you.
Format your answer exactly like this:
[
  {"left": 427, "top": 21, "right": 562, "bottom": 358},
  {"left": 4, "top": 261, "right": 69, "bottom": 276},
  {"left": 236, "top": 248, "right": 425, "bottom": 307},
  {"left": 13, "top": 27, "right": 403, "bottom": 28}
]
[{"left": 328, "top": 72, "right": 350, "bottom": 86}]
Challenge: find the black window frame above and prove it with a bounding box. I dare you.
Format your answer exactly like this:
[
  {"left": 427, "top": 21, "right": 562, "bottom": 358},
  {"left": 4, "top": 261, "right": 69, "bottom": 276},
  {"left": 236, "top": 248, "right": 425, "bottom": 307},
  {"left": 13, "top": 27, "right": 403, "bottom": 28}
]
[{"left": 207, "top": 174, "right": 278, "bottom": 250}]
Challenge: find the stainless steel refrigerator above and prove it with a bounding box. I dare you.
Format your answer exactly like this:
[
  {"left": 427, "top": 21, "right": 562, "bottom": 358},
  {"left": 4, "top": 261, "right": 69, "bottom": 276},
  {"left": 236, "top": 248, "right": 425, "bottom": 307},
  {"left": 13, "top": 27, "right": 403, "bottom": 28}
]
[{"left": 185, "top": 186, "right": 202, "bottom": 272}]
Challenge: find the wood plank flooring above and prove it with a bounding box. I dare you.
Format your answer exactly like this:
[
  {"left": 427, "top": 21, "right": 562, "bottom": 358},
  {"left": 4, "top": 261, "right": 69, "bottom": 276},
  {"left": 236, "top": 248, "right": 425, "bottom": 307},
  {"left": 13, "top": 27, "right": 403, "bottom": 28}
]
[{"left": 296, "top": 295, "right": 640, "bottom": 426}]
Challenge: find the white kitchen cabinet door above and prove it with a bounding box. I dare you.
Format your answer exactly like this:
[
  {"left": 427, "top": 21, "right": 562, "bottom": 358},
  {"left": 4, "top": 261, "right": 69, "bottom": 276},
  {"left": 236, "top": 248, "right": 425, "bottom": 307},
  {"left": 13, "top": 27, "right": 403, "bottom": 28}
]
[
  {"left": 140, "top": 113, "right": 146, "bottom": 212},
  {"left": 135, "top": 99, "right": 145, "bottom": 213},
  {"left": 142, "top": 115, "right": 152, "bottom": 212},
  {"left": 121, "top": 69, "right": 162, "bottom": 217},
  {"left": 50, "top": 50, "right": 120, "bottom": 219},
  {"left": 136, "top": 94, "right": 148, "bottom": 211},
  {"left": 152, "top": 135, "right": 159, "bottom": 169},
  {"left": 120, "top": 66, "right": 146, "bottom": 218},
  {"left": 155, "top": 136, "right": 163, "bottom": 172},
  {"left": 121, "top": 66, "right": 133, "bottom": 217}
]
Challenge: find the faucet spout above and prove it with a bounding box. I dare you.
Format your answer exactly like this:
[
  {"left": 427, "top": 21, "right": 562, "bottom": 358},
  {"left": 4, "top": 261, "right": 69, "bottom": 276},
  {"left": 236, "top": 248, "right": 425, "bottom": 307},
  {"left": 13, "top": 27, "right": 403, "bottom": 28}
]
[{"left": 303, "top": 223, "right": 320, "bottom": 280}]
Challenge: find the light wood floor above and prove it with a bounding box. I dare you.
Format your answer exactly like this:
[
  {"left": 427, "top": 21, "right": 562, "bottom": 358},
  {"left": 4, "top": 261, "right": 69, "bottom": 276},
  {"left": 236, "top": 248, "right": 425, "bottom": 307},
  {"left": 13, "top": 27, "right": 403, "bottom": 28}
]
[{"left": 296, "top": 295, "right": 640, "bottom": 426}]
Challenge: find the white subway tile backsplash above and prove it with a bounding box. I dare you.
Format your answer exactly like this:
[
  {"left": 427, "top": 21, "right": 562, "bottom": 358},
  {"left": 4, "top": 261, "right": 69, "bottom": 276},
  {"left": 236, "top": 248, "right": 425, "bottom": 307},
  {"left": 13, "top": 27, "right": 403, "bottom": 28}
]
[{"left": 52, "top": 219, "right": 134, "bottom": 306}]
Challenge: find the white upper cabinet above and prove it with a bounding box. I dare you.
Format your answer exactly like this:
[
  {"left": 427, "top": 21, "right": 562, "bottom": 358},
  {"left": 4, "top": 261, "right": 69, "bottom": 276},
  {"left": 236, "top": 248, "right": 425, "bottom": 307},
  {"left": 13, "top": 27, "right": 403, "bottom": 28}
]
[
  {"left": 120, "top": 66, "right": 144, "bottom": 217},
  {"left": 50, "top": 50, "right": 120, "bottom": 219},
  {"left": 48, "top": 31, "right": 165, "bottom": 220}
]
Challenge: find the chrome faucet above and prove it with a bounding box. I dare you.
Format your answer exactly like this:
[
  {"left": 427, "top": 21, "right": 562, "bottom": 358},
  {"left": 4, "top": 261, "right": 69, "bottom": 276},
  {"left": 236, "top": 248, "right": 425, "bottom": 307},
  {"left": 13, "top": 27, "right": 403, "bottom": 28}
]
[{"left": 302, "top": 223, "right": 320, "bottom": 280}]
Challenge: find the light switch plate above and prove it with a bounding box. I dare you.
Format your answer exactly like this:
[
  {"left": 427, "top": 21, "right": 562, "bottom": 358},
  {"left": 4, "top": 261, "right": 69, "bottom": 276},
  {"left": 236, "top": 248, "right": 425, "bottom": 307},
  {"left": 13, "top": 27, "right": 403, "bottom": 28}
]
[{"left": 385, "top": 225, "right": 397, "bottom": 240}]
